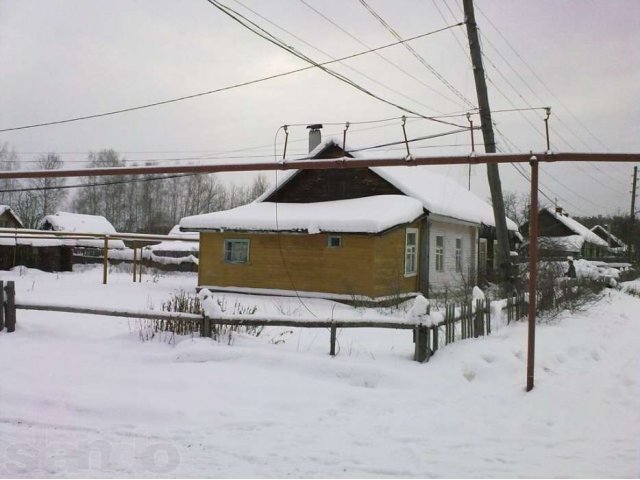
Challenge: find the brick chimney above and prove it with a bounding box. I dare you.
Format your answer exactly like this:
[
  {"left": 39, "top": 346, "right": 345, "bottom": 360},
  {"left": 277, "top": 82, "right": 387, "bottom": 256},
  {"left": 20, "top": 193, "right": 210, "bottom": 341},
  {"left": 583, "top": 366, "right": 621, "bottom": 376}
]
[{"left": 307, "top": 124, "right": 323, "bottom": 153}]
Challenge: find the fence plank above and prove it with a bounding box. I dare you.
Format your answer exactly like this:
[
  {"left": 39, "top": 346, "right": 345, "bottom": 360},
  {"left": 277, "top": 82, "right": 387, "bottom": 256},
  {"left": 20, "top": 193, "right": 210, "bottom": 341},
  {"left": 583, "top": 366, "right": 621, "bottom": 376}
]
[
  {"left": 0, "top": 280, "right": 4, "bottom": 331},
  {"left": 330, "top": 322, "right": 337, "bottom": 356},
  {"left": 5, "top": 281, "right": 16, "bottom": 332}
]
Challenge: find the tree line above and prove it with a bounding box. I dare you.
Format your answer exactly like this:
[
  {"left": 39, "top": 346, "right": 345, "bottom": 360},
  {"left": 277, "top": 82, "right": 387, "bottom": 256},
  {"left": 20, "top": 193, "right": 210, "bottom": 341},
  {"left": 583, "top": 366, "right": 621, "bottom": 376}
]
[{"left": 0, "top": 144, "right": 268, "bottom": 233}]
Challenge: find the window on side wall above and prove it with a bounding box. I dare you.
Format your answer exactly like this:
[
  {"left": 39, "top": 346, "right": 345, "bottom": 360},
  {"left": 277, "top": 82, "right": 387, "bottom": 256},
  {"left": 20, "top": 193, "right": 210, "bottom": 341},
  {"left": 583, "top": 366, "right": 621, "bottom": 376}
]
[
  {"left": 327, "top": 235, "right": 342, "bottom": 248},
  {"left": 223, "top": 239, "right": 250, "bottom": 264},
  {"left": 478, "top": 238, "right": 488, "bottom": 273},
  {"left": 404, "top": 228, "right": 418, "bottom": 276},
  {"left": 455, "top": 238, "right": 463, "bottom": 272},
  {"left": 435, "top": 235, "right": 444, "bottom": 272}
]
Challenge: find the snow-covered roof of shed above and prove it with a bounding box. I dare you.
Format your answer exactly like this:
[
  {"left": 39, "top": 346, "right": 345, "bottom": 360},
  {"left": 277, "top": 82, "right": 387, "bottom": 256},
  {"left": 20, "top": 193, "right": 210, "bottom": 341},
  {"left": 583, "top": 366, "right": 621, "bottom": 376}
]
[
  {"left": 180, "top": 195, "right": 424, "bottom": 234},
  {"left": 40, "top": 212, "right": 118, "bottom": 234},
  {"left": 545, "top": 208, "right": 608, "bottom": 247},
  {"left": 256, "top": 139, "right": 517, "bottom": 230}
]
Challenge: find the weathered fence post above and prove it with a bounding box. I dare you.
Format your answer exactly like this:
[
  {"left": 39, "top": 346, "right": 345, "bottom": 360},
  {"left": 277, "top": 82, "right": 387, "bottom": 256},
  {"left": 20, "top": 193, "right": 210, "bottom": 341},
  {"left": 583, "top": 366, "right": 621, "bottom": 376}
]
[
  {"left": 102, "top": 236, "right": 109, "bottom": 285},
  {"left": 202, "top": 315, "right": 212, "bottom": 338},
  {"left": 132, "top": 242, "right": 138, "bottom": 282},
  {"left": 5, "top": 281, "right": 16, "bottom": 332},
  {"left": 414, "top": 325, "right": 430, "bottom": 363},
  {"left": 432, "top": 325, "right": 439, "bottom": 352},
  {"left": 329, "top": 322, "right": 337, "bottom": 356},
  {"left": 0, "top": 280, "right": 4, "bottom": 331},
  {"left": 485, "top": 298, "right": 491, "bottom": 335}
]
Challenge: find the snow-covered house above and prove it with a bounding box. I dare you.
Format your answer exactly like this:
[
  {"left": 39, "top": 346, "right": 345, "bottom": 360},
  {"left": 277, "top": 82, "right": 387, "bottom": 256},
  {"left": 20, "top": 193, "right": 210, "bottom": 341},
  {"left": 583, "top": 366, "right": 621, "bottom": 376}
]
[
  {"left": 522, "top": 207, "right": 609, "bottom": 259},
  {"left": 39, "top": 212, "right": 126, "bottom": 250},
  {"left": 0, "top": 205, "right": 24, "bottom": 229},
  {"left": 181, "top": 139, "right": 519, "bottom": 301},
  {"left": 590, "top": 225, "right": 627, "bottom": 255}
]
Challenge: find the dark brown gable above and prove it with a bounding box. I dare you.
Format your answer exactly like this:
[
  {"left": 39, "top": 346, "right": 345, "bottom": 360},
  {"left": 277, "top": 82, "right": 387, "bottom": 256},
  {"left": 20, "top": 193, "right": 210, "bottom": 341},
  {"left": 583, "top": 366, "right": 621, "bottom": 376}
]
[
  {"left": 264, "top": 167, "right": 404, "bottom": 203},
  {"left": 538, "top": 209, "right": 576, "bottom": 237}
]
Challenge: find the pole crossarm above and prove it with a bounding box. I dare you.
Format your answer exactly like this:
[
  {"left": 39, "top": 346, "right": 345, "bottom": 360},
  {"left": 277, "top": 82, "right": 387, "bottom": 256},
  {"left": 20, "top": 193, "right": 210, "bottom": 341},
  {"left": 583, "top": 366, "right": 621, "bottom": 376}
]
[{"left": 0, "top": 152, "right": 637, "bottom": 180}]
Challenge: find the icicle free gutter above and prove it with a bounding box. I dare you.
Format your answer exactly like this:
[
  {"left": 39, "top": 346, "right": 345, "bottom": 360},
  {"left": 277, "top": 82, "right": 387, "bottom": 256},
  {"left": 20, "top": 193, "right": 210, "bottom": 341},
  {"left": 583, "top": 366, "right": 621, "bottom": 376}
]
[{"left": 0, "top": 152, "right": 637, "bottom": 180}]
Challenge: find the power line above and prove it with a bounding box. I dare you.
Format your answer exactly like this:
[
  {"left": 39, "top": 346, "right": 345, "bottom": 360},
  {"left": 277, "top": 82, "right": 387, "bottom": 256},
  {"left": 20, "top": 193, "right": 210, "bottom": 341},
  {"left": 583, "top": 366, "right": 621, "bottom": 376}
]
[
  {"left": 297, "top": 0, "right": 462, "bottom": 110},
  {"left": 203, "top": 0, "right": 468, "bottom": 129},
  {"left": 475, "top": 4, "right": 609, "bottom": 152},
  {"left": 357, "top": 0, "right": 475, "bottom": 109},
  {"left": 231, "top": 0, "right": 456, "bottom": 117},
  {"left": 0, "top": 21, "right": 463, "bottom": 133}
]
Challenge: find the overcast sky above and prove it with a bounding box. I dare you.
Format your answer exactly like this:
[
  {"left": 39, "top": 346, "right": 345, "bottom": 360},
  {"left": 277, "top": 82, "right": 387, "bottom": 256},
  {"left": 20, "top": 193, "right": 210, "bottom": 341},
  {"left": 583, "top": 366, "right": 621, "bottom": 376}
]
[{"left": 1, "top": 0, "right": 638, "bottom": 218}]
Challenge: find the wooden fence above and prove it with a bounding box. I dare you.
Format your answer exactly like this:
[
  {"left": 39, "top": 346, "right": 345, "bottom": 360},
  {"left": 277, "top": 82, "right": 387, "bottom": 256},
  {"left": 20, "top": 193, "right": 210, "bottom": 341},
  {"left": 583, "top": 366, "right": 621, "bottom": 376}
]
[
  {"left": 0, "top": 281, "right": 16, "bottom": 333},
  {"left": 9, "top": 297, "right": 494, "bottom": 363}
]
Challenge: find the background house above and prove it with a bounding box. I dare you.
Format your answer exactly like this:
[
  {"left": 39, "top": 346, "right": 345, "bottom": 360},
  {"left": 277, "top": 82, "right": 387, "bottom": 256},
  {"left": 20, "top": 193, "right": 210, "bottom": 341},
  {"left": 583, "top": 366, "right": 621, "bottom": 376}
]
[
  {"left": 181, "top": 137, "right": 519, "bottom": 301},
  {"left": 521, "top": 207, "right": 609, "bottom": 259}
]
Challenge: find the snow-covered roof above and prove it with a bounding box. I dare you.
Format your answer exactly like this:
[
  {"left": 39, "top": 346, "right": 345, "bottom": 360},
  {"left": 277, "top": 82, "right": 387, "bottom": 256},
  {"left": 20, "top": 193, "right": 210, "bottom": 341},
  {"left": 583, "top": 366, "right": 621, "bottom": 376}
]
[
  {"left": 40, "top": 212, "right": 118, "bottom": 234},
  {"left": 539, "top": 235, "right": 585, "bottom": 253},
  {"left": 39, "top": 212, "right": 125, "bottom": 249},
  {"left": 371, "top": 166, "right": 518, "bottom": 230},
  {"left": 147, "top": 225, "right": 199, "bottom": 252},
  {"left": 255, "top": 140, "right": 518, "bottom": 230},
  {"left": 180, "top": 195, "right": 424, "bottom": 234},
  {"left": 591, "top": 225, "right": 626, "bottom": 248},
  {"left": 545, "top": 208, "right": 608, "bottom": 247}
]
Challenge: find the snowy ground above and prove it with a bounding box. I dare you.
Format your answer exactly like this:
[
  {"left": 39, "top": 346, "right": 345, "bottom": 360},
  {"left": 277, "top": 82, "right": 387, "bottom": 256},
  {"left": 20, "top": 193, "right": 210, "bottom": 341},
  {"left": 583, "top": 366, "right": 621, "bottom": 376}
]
[{"left": 0, "top": 266, "right": 639, "bottom": 478}]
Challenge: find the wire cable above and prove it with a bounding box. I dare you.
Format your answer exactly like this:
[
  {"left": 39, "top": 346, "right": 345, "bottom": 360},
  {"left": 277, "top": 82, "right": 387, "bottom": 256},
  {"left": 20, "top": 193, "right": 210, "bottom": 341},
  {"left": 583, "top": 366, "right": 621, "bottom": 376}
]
[
  {"left": 0, "top": 21, "right": 463, "bottom": 133},
  {"left": 203, "top": 0, "right": 468, "bottom": 129}
]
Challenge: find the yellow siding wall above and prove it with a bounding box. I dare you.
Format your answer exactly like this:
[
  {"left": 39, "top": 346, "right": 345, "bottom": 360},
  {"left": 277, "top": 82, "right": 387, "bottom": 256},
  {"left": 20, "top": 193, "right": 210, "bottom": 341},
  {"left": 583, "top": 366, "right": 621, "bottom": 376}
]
[{"left": 199, "top": 224, "right": 419, "bottom": 298}]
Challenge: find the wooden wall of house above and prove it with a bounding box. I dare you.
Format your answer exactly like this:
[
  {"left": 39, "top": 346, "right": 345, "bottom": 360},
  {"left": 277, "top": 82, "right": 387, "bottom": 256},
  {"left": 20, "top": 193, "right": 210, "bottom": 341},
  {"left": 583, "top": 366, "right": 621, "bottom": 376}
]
[
  {"left": 427, "top": 219, "right": 477, "bottom": 294},
  {"left": 198, "top": 224, "right": 419, "bottom": 299},
  {"left": 264, "top": 168, "right": 403, "bottom": 203},
  {"left": 0, "top": 211, "right": 22, "bottom": 229}
]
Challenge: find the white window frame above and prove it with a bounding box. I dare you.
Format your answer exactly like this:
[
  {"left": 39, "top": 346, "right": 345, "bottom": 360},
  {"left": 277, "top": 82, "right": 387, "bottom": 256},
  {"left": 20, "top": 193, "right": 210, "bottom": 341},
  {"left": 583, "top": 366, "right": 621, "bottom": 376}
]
[
  {"left": 327, "top": 235, "right": 342, "bottom": 248},
  {"left": 478, "top": 238, "right": 488, "bottom": 273},
  {"left": 435, "top": 235, "right": 445, "bottom": 272},
  {"left": 404, "top": 228, "right": 418, "bottom": 276},
  {"left": 455, "top": 238, "right": 463, "bottom": 272},
  {"left": 223, "top": 239, "right": 250, "bottom": 264}
]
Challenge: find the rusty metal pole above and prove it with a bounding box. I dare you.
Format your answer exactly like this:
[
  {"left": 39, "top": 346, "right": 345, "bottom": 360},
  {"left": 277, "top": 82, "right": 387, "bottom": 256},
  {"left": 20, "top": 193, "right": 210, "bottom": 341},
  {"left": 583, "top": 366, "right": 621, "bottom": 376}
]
[
  {"left": 102, "top": 236, "right": 109, "bottom": 285},
  {"left": 401, "top": 116, "right": 411, "bottom": 158},
  {"left": 342, "top": 122, "right": 350, "bottom": 152},
  {"left": 544, "top": 108, "right": 551, "bottom": 151},
  {"left": 527, "top": 156, "right": 539, "bottom": 392},
  {"left": 132, "top": 241, "right": 138, "bottom": 282},
  {"left": 282, "top": 125, "right": 289, "bottom": 159}
]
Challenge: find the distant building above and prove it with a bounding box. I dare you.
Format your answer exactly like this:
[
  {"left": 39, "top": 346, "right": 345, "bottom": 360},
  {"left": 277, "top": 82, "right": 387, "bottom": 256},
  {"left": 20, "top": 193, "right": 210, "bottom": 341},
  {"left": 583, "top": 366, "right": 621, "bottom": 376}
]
[{"left": 521, "top": 207, "right": 609, "bottom": 259}]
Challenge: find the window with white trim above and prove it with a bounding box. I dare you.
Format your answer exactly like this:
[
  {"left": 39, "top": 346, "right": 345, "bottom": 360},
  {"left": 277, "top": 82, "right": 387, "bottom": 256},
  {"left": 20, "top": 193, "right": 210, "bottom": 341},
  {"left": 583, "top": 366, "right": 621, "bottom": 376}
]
[
  {"left": 435, "top": 235, "right": 444, "bottom": 272},
  {"left": 404, "top": 228, "right": 418, "bottom": 276},
  {"left": 455, "top": 238, "right": 463, "bottom": 272},
  {"left": 478, "top": 238, "right": 488, "bottom": 273},
  {"left": 223, "top": 239, "right": 250, "bottom": 264}
]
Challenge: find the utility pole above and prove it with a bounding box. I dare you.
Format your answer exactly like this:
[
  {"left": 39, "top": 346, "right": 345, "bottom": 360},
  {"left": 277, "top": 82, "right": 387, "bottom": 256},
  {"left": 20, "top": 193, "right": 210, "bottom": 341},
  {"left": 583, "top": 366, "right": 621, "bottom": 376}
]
[
  {"left": 631, "top": 166, "right": 638, "bottom": 263},
  {"left": 631, "top": 166, "right": 637, "bottom": 218},
  {"left": 463, "top": 0, "right": 512, "bottom": 290}
]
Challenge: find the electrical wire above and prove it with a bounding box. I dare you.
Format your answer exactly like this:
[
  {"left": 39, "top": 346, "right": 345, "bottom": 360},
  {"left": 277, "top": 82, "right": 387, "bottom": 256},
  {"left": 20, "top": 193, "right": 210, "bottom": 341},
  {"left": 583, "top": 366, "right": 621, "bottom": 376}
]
[
  {"left": 357, "top": 0, "right": 474, "bottom": 109},
  {"left": 203, "top": 0, "right": 468, "bottom": 129},
  {"left": 232, "top": 0, "right": 457, "bottom": 116},
  {"left": 297, "top": 0, "right": 463, "bottom": 110},
  {"left": 0, "top": 21, "right": 463, "bottom": 133}
]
